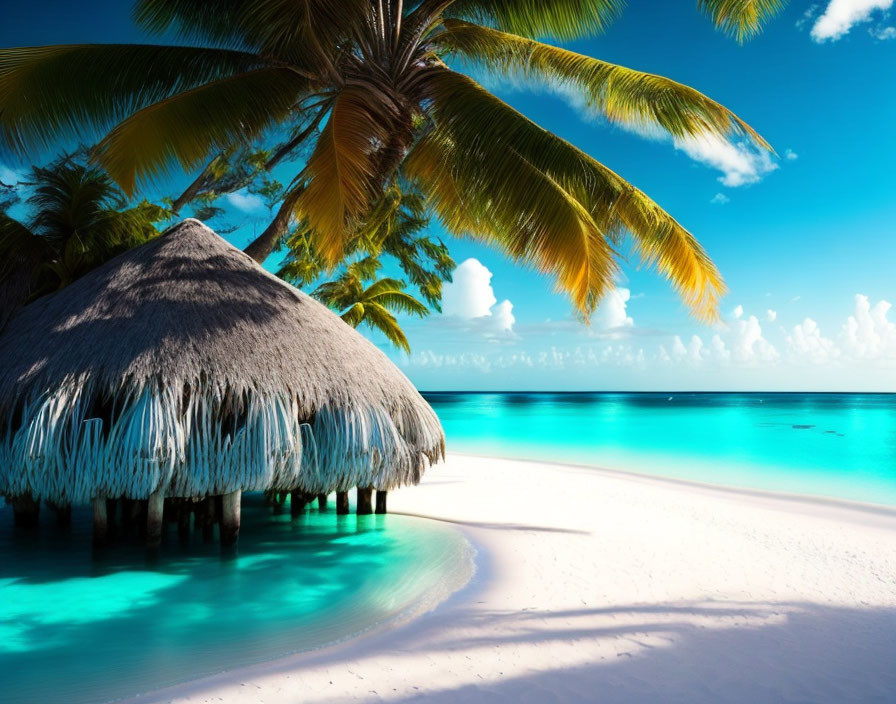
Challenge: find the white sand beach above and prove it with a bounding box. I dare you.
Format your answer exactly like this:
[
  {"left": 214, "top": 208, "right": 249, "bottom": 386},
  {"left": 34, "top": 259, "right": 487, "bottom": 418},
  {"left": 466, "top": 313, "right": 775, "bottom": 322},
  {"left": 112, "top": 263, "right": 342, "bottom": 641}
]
[{"left": 135, "top": 454, "right": 896, "bottom": 704}]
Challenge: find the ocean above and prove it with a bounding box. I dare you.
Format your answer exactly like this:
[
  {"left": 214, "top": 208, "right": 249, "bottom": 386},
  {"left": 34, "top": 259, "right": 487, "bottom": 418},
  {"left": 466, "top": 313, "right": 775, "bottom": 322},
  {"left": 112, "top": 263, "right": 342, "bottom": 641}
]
[{"left": 424, "top": 392, "right": 896, "bottom": 506}]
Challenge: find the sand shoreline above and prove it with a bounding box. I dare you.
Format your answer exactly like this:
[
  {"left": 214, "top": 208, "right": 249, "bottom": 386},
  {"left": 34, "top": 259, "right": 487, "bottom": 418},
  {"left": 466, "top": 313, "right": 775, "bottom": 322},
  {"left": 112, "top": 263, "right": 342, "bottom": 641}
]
[{"left": 130, "top": 454, "right": 896, "bottom": 703}]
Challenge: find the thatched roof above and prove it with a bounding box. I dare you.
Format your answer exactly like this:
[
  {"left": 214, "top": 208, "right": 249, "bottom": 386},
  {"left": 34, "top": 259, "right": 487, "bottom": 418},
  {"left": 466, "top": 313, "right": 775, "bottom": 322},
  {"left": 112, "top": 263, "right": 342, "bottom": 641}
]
[{"left": 0, "top": 219, "right": 443, "bottom": 503}]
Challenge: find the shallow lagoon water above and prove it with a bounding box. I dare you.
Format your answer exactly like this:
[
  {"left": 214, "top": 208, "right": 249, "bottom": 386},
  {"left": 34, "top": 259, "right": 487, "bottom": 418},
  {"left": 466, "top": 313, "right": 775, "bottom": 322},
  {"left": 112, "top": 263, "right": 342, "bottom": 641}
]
[
  {"left": 426, "top": 392, "right": 896, "bottom": 506},
  {"left": 0, "top": 494, "right": 473, "bottom": 704}
]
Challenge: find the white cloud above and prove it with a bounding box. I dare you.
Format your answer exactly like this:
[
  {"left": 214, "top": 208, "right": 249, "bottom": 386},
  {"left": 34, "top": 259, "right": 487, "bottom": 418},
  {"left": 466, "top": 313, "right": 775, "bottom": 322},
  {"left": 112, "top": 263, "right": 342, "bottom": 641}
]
[
  {"left": 592, "top": 288, "right": 634, "bottom": 332},
  {"left": 440, "top": 258, "right": 516, "bottom": 337},
  {"left": 870, "top": 24, "right": 896, "bottom": 37},
  {"left": 661, "top": 307, "right": 777, "bottom": 367},
  {"left": 398, "top": 291, "right": 896, "bottom": 383},
  {"left": 840, "top": 294, "right": 896, "bottom": 359},
  {"left": 675, "top": 134, "right": 778, "bottom": 187},
  {"left": 0, "top": 164, "right": 23, "bottom": 186},
  {"left": 442, "top": 258, "right": 497, "bottom": 318},
  {"left": 788, "top": 318, "right": 839, "bottom": 364},
  {"left": 489, "top": 299, "right": 516, "bottom": 334},
  {"left": 796, "top": 5, "right": 821, "bottom": 29},
  {"left": 729, "top": 313, "right": 779, "bottom": 363},
  {"left": 224, "top": 189, "right": 266, "bottom": 213},
  {"left": 784, "top": 149, "right": 799, "bottom": 161},
  {"left": 710, "top": 193, "right": 731, "bottom": 205},
  {"left": 811, "top": 0, "right": 895, "bottom": 41}
]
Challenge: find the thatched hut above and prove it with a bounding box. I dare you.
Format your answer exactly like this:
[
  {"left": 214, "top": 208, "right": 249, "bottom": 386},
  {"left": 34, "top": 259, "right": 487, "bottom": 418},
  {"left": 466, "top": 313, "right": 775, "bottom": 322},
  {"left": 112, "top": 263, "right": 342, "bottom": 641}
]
[{"left": 0, "top": 219, "right": 443, "bottom": 545}]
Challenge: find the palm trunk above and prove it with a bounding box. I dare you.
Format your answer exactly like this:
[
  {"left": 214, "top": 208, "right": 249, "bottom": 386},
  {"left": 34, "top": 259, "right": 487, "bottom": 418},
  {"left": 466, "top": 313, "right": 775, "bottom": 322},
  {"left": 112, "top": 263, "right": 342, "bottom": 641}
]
[
  {"left": 170, "top": 162, "right": 215, "bottom": 215},
  {"left": 243, "top": 195, "right": 296, "bottom": 264}
]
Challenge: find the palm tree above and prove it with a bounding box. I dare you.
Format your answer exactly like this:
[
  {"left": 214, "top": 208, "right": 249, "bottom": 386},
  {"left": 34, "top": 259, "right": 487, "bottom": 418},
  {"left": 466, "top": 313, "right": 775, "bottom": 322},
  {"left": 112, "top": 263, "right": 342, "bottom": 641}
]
[
  {"left": 0, "top": 155, "right": 161, "bottom": 320},
  {"left": 0, "top": 0, "right": 784, "bottom": 321},
  {"left": 279, "top": 181, "right": 454, "bottom": 309},
  {"left": 312, "top": 257, "right": 428, "bottom": 352}
]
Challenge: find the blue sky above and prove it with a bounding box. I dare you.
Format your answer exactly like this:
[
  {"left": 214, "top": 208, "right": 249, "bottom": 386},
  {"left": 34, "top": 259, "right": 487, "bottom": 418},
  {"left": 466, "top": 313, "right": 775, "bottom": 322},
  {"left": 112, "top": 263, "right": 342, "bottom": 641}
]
[{"left": 3, "top": 1, "right": 896, "bottom": 390}]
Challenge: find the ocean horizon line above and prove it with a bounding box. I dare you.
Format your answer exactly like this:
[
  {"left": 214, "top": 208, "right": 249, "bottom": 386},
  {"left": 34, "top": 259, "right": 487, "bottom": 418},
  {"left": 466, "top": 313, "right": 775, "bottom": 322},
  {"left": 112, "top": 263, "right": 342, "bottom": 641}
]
[{"left": 420, "top": 390, "right": 896, "bottom": 395}]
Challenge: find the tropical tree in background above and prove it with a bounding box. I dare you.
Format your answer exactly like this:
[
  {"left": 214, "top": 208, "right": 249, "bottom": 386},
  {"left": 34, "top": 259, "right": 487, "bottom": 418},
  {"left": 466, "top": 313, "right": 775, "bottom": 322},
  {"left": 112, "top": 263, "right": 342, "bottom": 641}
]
[
  {"left": 310, "top": 256, "right": 429, "bottom": 352},
  {"left": 280, "top": 183, "right": 448, "bottom": 350},
  {"left": 0, "top": 154, "right": 162, "bottom": 324},
  {"left": 0, "top": 0, "right": 785, "bottom": 324},
  {"left": 279, "top": 182, "right": 454, "bottom": 309}
]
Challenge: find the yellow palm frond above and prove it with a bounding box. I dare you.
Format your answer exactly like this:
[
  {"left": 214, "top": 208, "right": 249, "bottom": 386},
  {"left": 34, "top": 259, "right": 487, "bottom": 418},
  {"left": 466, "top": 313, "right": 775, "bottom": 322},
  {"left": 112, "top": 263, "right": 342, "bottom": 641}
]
[
  {"left": 94, "top": 67, "right": 307, "bottom": 194},
  {"left": 445, "top": 0, "right": 624, "bottom": 40},
  {"left": 440, "top": 19, "right": 769, "bottom": 147},
  {"left": 294, "top": 87, "right": 390, "bottom": 264},
  {"left": 698, "top": 0, "right": 787, "bottom": 42},
  {"left": 408, "top": 69, "right": 726, "bottom": 320}
]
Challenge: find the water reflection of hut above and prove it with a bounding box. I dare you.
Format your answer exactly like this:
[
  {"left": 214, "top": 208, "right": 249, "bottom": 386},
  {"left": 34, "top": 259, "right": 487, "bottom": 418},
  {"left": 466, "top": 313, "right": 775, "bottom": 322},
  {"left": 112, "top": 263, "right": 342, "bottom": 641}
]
[{"left": 0, "top": 220, "right": 443, "bottom": 547}]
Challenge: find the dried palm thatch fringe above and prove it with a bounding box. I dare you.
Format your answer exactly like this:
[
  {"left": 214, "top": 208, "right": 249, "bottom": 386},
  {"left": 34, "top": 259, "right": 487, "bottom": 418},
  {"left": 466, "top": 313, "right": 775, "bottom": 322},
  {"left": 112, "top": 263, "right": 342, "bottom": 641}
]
[{"left": 0, "top": 219, "right": 444, "bottom": 504}]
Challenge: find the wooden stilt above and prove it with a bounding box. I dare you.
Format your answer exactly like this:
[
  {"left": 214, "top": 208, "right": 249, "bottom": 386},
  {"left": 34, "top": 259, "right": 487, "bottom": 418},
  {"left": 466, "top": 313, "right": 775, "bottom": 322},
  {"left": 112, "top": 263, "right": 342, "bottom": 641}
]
[
  {"left": 177, "top": 501, "right": 191, "bottom": 544},
  {"left": 118, "top": 499, "right": 134, "bottom": 535},
  {"left": 375, "top": 490, "right": 388, "bottom": 515},
  {"left": 12, "top": 494, "right": 40, "bottom": 528},
  {"left": 131, "top": 499, "right": 147, "bottom": 537},
  {"left": 48, "top": 501, "right": 71, "bottom": 528},
  {"left": 290, "top": 490, "right": 308, "bottom": 517},
  {"left": 105, "top": 498, "right": 118, "bottom": 538},
  {"left": 92, "top": 497, "right": 108, "bottom": 546},
  {"left": 203, "top": 497, "right": 216, "bottom": 542},
  {"left": 146, "top": 489, "right": 165, "bottom": 549},
  {"left": 221, "top": 490, "right": 241, "bottom": 546},
  {"left": 356, "top": 487, "right": 373, "bottom": 515},
  {"left": 336, "top": 491, "right": 349, "bottom": 515},
  {"left": 317, "top": 494, "right": 327, "bottom": 511}
]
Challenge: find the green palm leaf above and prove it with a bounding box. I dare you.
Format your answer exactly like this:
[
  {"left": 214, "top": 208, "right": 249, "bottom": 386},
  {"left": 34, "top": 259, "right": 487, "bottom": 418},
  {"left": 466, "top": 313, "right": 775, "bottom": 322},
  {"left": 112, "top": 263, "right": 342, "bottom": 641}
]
[
  {"left": 409, "top": 69, "right": 725, "bottom": 319},
  {"left": 135, "top": 0, "right": 366, "bottom": 65},
  {"left": 440, "top": 19, "right": 769, "bottom": 146},
  {"left": 94, "top": 67, "right": 309, "bottom": 194},
  {"left": 367, "top": 289, "right": 430, "bottom": 318},
  {"left": 0, "top": 44, "right": 265, "bottom": 155},
  {"left": 445, "top": 0, "right": 624, "bottom": 40},
  {"left": 698, "top": 0, "right": 787, "bottom": 42},
  {"left": 357, "top": 301, "right": 411, "bottom": 353}
]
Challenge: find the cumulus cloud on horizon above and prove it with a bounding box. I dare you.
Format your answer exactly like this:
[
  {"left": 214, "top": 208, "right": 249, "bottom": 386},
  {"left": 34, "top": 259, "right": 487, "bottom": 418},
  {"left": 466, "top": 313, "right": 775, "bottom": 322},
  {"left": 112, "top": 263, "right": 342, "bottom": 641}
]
[
  {"left": 439, "top": 258, "right": 516, "bottom": 337},
  {"left": 400, "top": 295, "right": 896, "bottom": 377}
]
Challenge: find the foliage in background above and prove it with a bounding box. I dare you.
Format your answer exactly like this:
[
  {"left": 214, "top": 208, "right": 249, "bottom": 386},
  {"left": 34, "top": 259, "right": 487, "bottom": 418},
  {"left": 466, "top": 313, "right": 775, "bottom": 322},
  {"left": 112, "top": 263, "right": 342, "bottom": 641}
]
[
  {"left": 0, "top": 154, "right": 162, "bottom": 323},
  {"left": 0, "top": 0, "right": 785, "bottom": 329},
  {"left": 279, "top": 181, "right": 451, "bottom": 351},
  {"left": 312, "top": 256, "right": 429, "bottom": 353}
]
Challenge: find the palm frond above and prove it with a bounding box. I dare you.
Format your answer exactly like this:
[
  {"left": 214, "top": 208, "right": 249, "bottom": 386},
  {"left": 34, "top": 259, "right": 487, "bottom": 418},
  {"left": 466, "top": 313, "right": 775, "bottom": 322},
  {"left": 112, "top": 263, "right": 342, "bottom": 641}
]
[
  {"left": 445, "top": 0, "right": 624, "bottom": 40},
  {"left": 340, "top": 302, "right": 366, "bottom": 327},
  {"left": 0, "top": 44, "right": 265, "bottom": 156},
  {"left": 358, "top": 302, "right": 411, "bottom": 353},
  {"left": 440, "top": 20, "right": 769, "bottom": 147},
  {"left": 135, "top": 0, "right": 366, "bottom": 65},
  {"left": 698, "top": 0, "right": 787, "bottom": 42},
  {"left": 408, "top": 69, "right": 725, "bottom": 319},
  {"left": 367, "top": 288, "right": 430, "bottom": 317},
  {"left": 346, "top": 255, "right": 382, "bottom": 281},
  {"left": 94, "top": 68, "right": 308, "bottom": 195},
  {"left": 295, "top": 87, "right": 391, "bottom": 265}
]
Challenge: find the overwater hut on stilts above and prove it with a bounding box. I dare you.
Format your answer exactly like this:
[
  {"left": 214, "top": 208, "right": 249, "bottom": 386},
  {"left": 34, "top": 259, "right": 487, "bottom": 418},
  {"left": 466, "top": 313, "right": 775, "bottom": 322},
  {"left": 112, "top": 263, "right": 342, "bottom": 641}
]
[{"left": 0, "top": 220, "right": 444, "bottom": 547}]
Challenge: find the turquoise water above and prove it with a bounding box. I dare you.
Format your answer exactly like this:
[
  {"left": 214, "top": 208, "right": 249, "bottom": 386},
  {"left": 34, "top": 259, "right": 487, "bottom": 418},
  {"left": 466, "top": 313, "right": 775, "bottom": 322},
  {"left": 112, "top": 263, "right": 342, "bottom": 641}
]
[
  {"left": 425, "top": 392, "right": 896, "bottom": 506},
  {"left": 0, "top": 495, "right": 472, "bottom": 704}
]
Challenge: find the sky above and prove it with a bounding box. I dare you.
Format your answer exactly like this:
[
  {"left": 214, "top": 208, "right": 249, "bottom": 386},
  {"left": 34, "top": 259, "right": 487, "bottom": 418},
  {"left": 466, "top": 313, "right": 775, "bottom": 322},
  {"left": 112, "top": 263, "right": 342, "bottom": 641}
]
[{"left": 2, "top": 0, "right": 896, "bottom": 391}]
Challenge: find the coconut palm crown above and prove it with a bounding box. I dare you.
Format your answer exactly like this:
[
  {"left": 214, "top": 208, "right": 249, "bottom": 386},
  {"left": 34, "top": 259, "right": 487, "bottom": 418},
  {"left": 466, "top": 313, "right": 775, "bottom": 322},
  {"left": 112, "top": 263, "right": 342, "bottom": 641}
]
[
  {"left": 312, "top": 256, "right": 429, "bottom": 353},
  {"left": 0, "top": 0, "right": 785, "bottom": 321}
]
